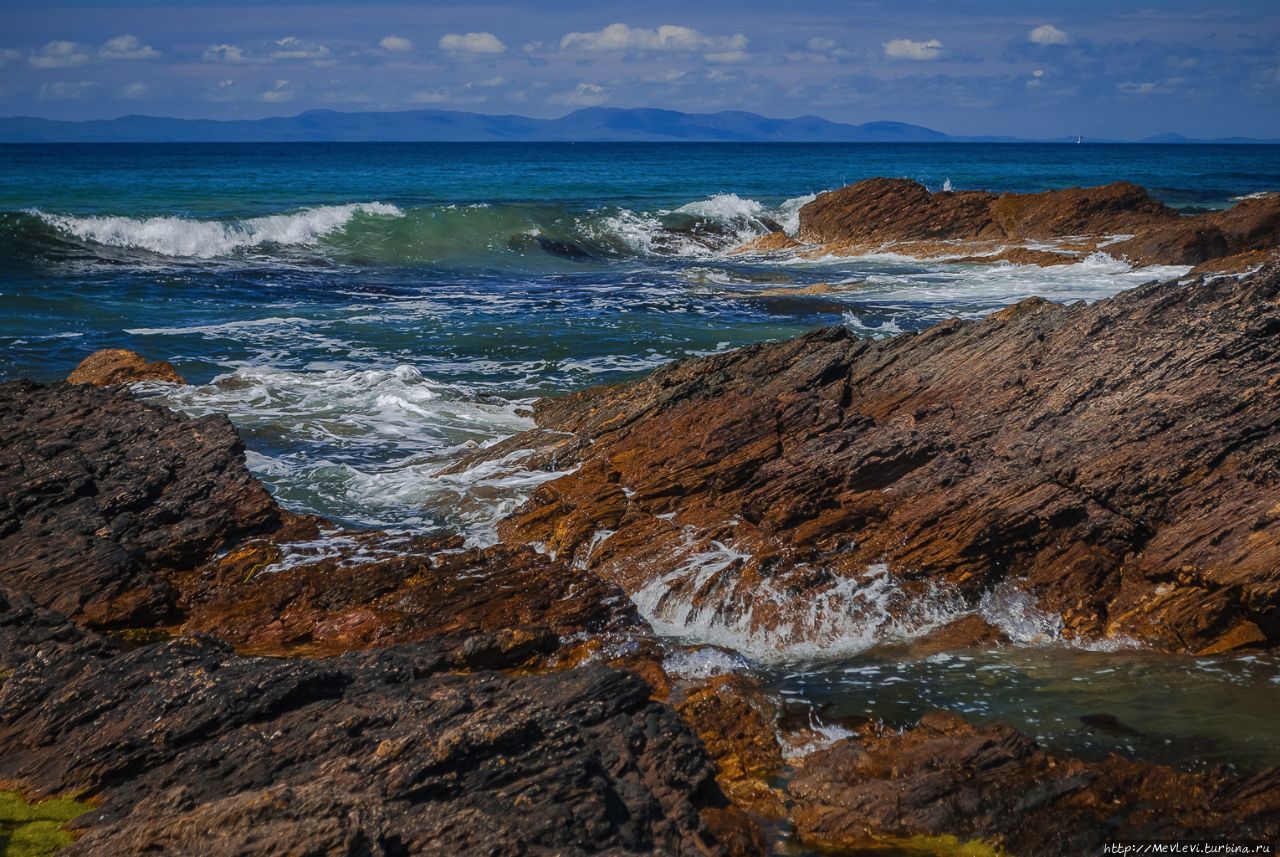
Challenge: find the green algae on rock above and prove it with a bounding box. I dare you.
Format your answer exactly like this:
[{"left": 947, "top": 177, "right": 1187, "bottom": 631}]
[{"left": 0, "top": 792, "right": 91, "bottom": 857}]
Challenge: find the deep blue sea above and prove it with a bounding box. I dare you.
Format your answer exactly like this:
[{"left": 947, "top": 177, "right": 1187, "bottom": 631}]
[{"left": 4, "top": 142, "right": 1279, "bottom": 768}]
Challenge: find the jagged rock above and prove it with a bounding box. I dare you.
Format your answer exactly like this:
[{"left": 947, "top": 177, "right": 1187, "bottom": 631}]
[
  {"left": 787, "top": 710, "right": 1280, "bottom": 856},
  {"left": 0, "top": 604, "right": 747, "bottom": 857},
  {"left": 66, "top": 349, "right": 185, "bottom": 386},
  {"left": 795, "top": 178, "right": 1280, "bottom": 267},
  {"left": 0, "top": 380, "right": 648, "bottom": 666},
  {"left": 500, "top": 266, "right": 1280, "bottom": 653},
  {"left": 177, "top": 526, "right": 644, "bottom": 662},
  {"left": 0, "top": 380, "right": 279, "bottom": 626}
]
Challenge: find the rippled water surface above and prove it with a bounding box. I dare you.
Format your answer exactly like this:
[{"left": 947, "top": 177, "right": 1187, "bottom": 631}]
[{"left": 4, "top": 141, "right": 1279, "bottom": 771}]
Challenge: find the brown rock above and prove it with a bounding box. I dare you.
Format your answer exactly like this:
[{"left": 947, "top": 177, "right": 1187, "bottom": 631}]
[
  {"left": 499, "top": 266, "right": 1280, "bottom": 653},
  {"left": 730, "top": 231, "right": 802, "bottom": 255},
  {"left": 0, "top": 379, "right": 647, "bottom": 667},
  {"left": 0, "top": 380, "right": 278, "bottom": 627},
  {"left": 795, "top": 178, "right": 1280, "bottom": 267},
  {"left": 178, "top": 529, "right": 645, "bottom": 663},
  {"left": 787, "top": 711, "right": 1280, "bottom": 856},
  {"left": 67, "top": 348, "right": 185, "bottom": 386},
  {"left": 676, "top": 676, "right": 786, "bottom": 819}
]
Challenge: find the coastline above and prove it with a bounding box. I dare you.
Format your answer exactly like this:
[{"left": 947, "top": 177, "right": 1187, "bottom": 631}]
[{"left": 2, "top": 180, "right": 1280, "bottom": 854}]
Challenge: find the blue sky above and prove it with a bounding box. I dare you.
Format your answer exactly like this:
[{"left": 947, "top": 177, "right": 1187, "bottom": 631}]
[{"left": 1, "top": 0, "right": 1277, "bottom": 138}]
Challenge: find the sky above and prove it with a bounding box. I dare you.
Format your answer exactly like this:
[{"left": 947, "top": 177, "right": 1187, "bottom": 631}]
[{"left": 0, "top": 0, "right": 1277, "bottom": 139}]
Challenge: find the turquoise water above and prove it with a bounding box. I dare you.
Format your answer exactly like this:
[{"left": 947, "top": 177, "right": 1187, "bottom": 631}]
[{"left": 3, "top": 142, "right": 1279, "bottom": 770}]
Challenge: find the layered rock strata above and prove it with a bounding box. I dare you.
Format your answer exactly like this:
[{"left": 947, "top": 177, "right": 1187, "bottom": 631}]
[{"left": 500, "top": 266, "right": 1280, "bottom": 654}]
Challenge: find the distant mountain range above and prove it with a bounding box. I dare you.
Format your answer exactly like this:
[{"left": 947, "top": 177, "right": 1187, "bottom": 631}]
[{"left": 0, "top": 107, "right": 1276, "bottom": 144}]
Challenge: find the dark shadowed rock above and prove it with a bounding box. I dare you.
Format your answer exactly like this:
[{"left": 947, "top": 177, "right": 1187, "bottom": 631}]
[
  {"left": 0, "top": 602, "right": 746, "bottom": 857},
  {"left": 0, "top": 380, "right": 278, "bottom": 627},
  {"left": 67, "top": 348, "right": 185, "bottom": 386},
  {"left": 787, "top": 710, "right": 1280, "bottom": 856},
  {"left": 500, "top": 266, "right": 1280, "bottom": 654}
]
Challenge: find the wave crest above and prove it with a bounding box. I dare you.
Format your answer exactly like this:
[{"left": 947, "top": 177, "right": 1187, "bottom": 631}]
[{"left": 32, "top": 202, "right": 404, "bottom": 259}]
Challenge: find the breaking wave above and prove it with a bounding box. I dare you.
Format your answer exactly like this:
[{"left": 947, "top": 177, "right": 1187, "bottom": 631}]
[
  {"left": 30, "top": 203, "right": 404, "bottom": 259},
  {"left": 6, "top": 192, "right": 816, "bottom": 266}
]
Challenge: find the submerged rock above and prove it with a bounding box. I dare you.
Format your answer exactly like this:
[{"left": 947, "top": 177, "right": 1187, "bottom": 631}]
[
  {"left": 500, "top": 265, "right": 1280, "bottom": 654},
  {"left": 787, "top": 710, "right": 1280, "bottom": 856},
  {"left": 66, "top": 348, "right": 185, "bottom": 386},
  {"left": 793, "top": 178, "right": 1280, "bottom": 267}
]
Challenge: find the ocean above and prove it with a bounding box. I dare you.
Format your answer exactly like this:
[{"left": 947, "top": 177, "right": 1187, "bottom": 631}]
[{"left": 3, "top": 141, "right": 1279, "bottom": 769}]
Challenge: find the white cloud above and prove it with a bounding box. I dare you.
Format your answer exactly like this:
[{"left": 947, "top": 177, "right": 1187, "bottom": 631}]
[
  {"left": 465, "top": 76, "right": 507, "bottom": 89},
  {"left": 550, "top": 82, "right": 606, "bottom": 106},
  {"left": 271, "top": 37, "right": 329, "bottom": 60},
  {"left": 559, "top": 23, "right": 746, "bottom": 54},
  {"left": 203, "top": 44, "right": 247, "bottom": 63},
  {"left": 806, "top": 37, "right": 838, "bottom": 53},
  {"left": 410, "top": 88, "right": 486, "bottom": 104},
  {"left": 1117, "top": 80, "right": 1158, "bottom": 95},
  {"left": 883, "top": 38, "right": 944, "bottom": 61},
  {"left": 705, "top": 50, "right": 749, "bottom": 63},
  {"left": 30, "top": 41, "right": 92, "bottom": 69},
  {"left": 0, "top": 48, "right": 22, "bottom": 67},
  {"left": 439, "top": 32, "right": 506, "bottom": 54},
  {"left": 100, "top": 35, "right": 160, "bottom": 61},
  {"left": 38, "top": 80, "right": 99, "bottom": 100},
  {"left": 120, "top": 82, "right": 150, "bottom": 99},
  {"left": 644, "top": 70, "right": 687, "bottom": 83},
  {"left": 379, "top": 35, "right": 413, "bottom": 53},
  {"left": 261, "top": 79, "right": 293, "bottom": 102},
  {"left": 1029, "top": 24, "right": 1070, "bottom": 46}
]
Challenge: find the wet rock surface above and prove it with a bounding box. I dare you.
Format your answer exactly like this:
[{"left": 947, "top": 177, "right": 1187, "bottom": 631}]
[
  {"left": 4, "top": 255, "right": 1280, "bottom": 853},
  {"left": 792, "top": 178, "right": 1280, "bottom": 267},
  {"left": 500, "top": 266, "right": 1280, "bottom": 654},
  {"left": 788, "top": 711, "right": 1280, "bottom": 856}
]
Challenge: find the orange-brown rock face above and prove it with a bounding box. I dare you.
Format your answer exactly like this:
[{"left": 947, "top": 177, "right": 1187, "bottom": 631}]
[
  {"left": 794, "top": 178, "right": 1280, "bottom": 267},
  {"left": 675, "top": 676, "right": 786, "bottom": 819},
  {"left": 67, "top": 348, "right": 185, "bottom": 386},
  {"left": 500, "top": 266, "right": 1280, "bottom": 654},
  {"left": 787, "top": 711, "right": 1280, "bottom": 856}
]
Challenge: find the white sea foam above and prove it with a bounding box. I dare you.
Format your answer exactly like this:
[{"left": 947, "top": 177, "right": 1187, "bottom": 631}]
[
  {"left": 34, "top": 202, "right": 403, "bottom": 258},
  {"left": 776, "top": 193, "right": 817, "bottom": 235},
  {"left": 141, "top": 363, "right": 556, "bottom": 544},
  {"left": 631, "top": 550, "right": 968, "bottom": 661},
  {"left": 673, "top": 192, "right": 766, "bottom": 223}
]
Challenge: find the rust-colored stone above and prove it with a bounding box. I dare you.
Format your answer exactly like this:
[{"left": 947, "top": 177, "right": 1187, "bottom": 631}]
[
  {"left": 500, "top": 266, "right": 1280, "bottom": 653},
  {"left": 794, "top": 178, "right": 1280, "bottom": 267},
  {"left": 676, "top": 676, "right": 786, "bottom": 819},
  {"left": 730, "top": 231, "right": 802, "bottom": 255},
  {"left": 67, "top": 349, "right": 185, "bottom": 386}
]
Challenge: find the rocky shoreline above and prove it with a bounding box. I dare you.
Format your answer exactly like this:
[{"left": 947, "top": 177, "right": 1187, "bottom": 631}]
[
  {"left": 2, "top": 181, "right": 1279, "bottom": 855},
  {"left": 736, "top": 178, "right": 1280, "bottom": 273}
]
